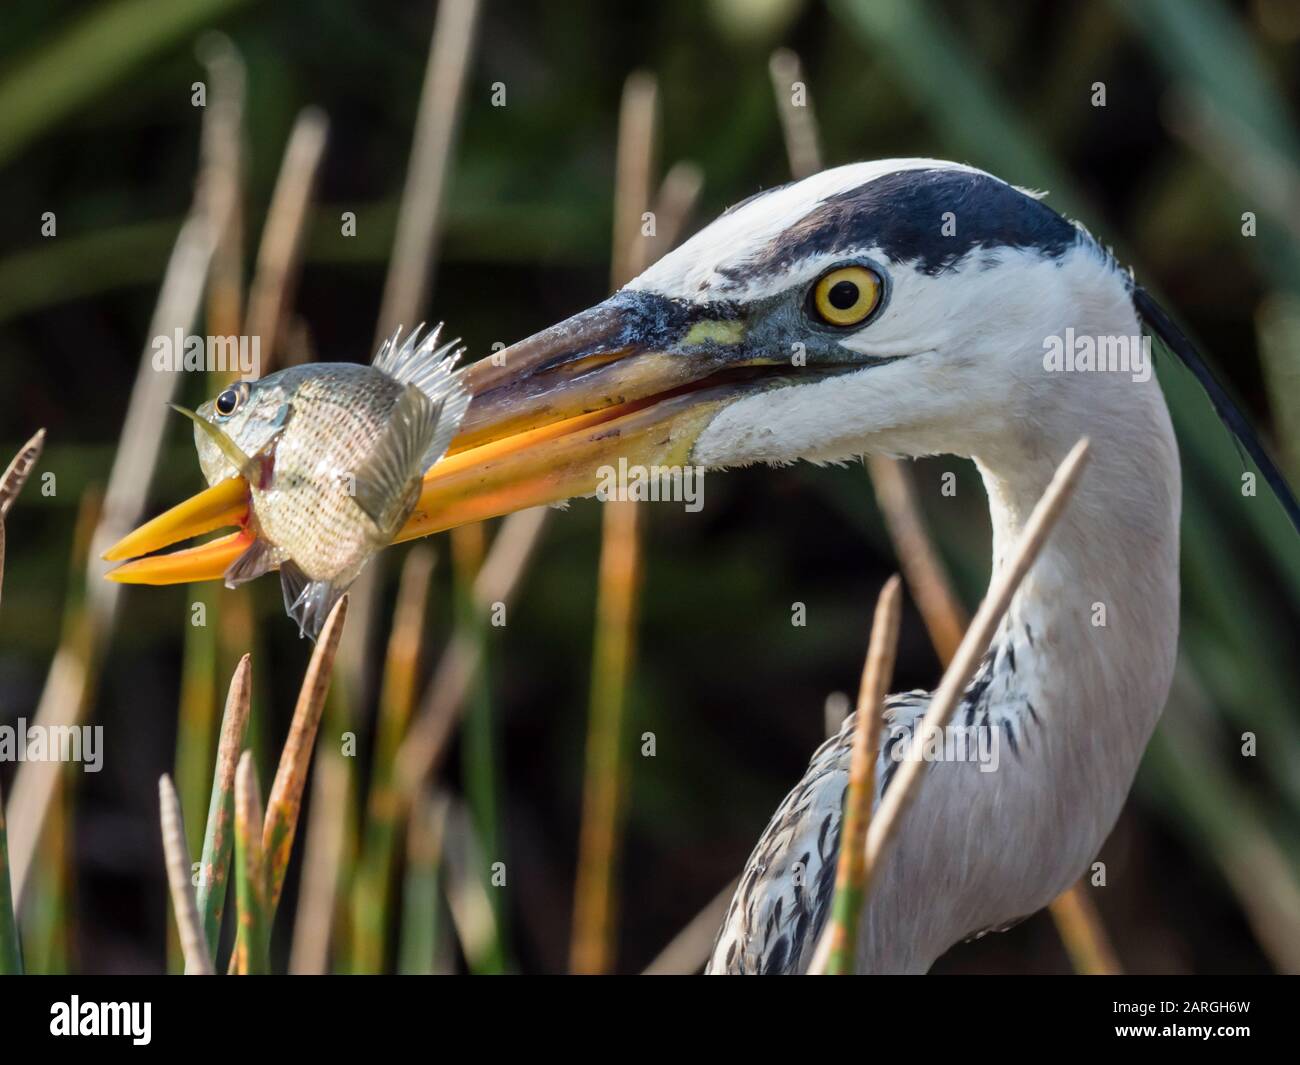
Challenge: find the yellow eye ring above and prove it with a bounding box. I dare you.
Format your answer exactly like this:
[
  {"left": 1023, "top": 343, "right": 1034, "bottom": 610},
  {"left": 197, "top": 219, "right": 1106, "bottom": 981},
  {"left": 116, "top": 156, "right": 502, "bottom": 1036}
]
[{"left": 811, "top": 266, "right": 882, "bottom": 327}]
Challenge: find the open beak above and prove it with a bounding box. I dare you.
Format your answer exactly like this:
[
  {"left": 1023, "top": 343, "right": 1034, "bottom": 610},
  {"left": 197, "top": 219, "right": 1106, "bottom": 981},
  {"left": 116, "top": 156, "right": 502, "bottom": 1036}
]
[{"left": 103, "top": 289, "right": 804, "bottom": 584}]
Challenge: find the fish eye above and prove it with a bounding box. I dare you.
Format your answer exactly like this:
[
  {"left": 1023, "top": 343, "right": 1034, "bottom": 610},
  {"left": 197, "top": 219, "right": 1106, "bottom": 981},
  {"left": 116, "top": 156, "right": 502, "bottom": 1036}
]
[
  {"left": 214, "top": 385, "right": 245, "bottom": 418},
  {"left": 810, "top": 265, "right": 883, "bottom": 328}
]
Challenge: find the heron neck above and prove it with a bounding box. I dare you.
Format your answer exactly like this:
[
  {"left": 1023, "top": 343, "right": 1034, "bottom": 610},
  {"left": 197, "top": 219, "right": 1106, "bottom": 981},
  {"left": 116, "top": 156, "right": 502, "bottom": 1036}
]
[
  {"left": 862, "top": 373, "right": 1183, "bottom": 974},
  {"left": 971, "top": 366, "right": 1182, "bottom": 745}
]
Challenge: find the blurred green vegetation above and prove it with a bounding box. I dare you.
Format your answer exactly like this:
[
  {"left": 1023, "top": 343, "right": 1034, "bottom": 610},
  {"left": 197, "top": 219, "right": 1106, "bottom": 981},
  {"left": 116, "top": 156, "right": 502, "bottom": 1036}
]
[{"left": 0, "top": 0, "right": 1297, "bottom": 973}]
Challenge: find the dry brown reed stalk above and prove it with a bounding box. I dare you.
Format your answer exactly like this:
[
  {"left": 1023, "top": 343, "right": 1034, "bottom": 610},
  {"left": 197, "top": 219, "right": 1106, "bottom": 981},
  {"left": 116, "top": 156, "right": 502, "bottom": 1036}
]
[
  {"left": 0, "top": 428, "right": 46, "bottom": 522},
  {"left": 608, "top": 72, "right": 659, "bottom": 292},
  {"left": 196, "top": 33, "right": 246, "bottom": 347},
  {"left": 0, "top": 767, "right": 19, "bottom": 974},
  {"left": 232, "top": 751, "right": 268, "bottom": 975},
  {"left": 159, "top": 774, "right": 215, "bottom": 975},
  {"left": 390, "top": 103, "right": 702, "bottom": 814},
  {"left": 23, "top": 766, "right": 69, "bottom": 974},
  {"left": 769, "top": 48, "right": 968, "bottom": 663},
  {"left": 374, "top": 0, "right": 481, "bottom": 340},
  {"left": 194, "top": 653, "right": 251, "bottom": 958},
  {"left": 867, "top": 458, "right": 968, "bottom": 663},
  {"left": 807, "top": 438, "right": 1093, "bottom": 973},
  {"left": 824, "top": 690, "right": 851, "bottom": 738},
  {"left": 399, "top": 789, "right": 452, "bottom": 974},
  {"left": 339, "top": 0, "right": 482, "bottom": 714},
  {"left": 824, "top": 575, "right": 902, "bottom": 974},
  {"left": 229, "top": 597, "right": 348, "bottom": 970},
  {"left": 8, "top": 41, "right": 244, "bottom": 904},
  {"left": 286, "top": 737, "right": 349, "bottom": 975},
  {"left": 646, "top": 161, "right": 705, "bottom": 264},
  {"left": 227, "top": 600, "right": 351, "bottom": 967},
  {"left": 243, "top": 107, "right": 329, "bottom": 378},
  {"left": 449, "top": 522, "right": 493, "bottom": 799},
  {"left": 388, "top": 63, "right": 701, "bottom": 975},
  {"left": 768, "top": 49, "right": 823, "bottom": 183},
  {"left": 280, "top": 315, "right": 318, "bottom": 369},
  {"left": 16, "top": 491, "right": 99, "bottom": 974},
  {"left": 641, "top": 878, "right": 738, "bottom": 975},
  {"left": 173, "top": 585, "right": 219, "bottom": 946},
  {"left": 175, "top": 45, "right": 247, "bottom": 946},
  {"left": 8, "top": 189, "right": 221, "bottom": 908},
  {"left": 350, "top": 546, "right": 437, "bottom": 972},
  {"left": 571, "top": 494, "right": 642, "bottom": 975},
  {"left": 262, "top": 596, "right": 348, "bottom": 913},
  {"left": 1049, "top": 874, "right": 1123, "bottom": 976},
  {"left": 770, "top": 50, "right": 1117, "bottom": 974},
  {"left": 569, "top": 70, "right": 659, "bottom": 976},
  {"left": 0, "top": 430, "right": 43, "bottom": 973},
  {"left": 439, "top": 796, "right": 500, "bottom": 971},
  {"left": 450, "top": 522, "right": 502, "bottom": 933},
  {"left": 394, "top": 506, "right": 548, "bottom": 793}
]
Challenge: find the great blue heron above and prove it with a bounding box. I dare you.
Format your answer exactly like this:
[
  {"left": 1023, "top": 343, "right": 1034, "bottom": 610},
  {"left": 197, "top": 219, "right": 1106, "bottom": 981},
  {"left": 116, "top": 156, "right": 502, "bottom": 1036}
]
[{"left": 108, "top": 158, "right": 1300, "bottom": 973}]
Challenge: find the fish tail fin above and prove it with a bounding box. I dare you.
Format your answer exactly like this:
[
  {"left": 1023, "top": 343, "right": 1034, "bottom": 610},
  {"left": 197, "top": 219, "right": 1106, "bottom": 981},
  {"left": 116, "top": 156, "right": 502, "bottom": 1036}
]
[
  {"left": 351, "top": 384, "right": 439, "bottom": 536},
  {"left": 371, "top": 324, "right": 470, "bottom": 468},
  {"left": 279, "top": 560, "right": 347, "bottom": 641}
]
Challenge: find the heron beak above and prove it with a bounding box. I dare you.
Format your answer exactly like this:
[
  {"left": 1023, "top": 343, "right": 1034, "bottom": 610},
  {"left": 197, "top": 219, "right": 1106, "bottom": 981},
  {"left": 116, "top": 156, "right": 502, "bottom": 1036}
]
[
  {"left": 103, "top": 290, "right": 780, "bottom": 584},
  {"left": 101, "top": 476, "right": 253, "bottom": 580}
]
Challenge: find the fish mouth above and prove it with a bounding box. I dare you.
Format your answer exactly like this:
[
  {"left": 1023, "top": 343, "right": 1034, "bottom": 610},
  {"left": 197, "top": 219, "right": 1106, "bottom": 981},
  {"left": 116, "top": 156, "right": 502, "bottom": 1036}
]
[{"left": 102, "top": 291, "right": 855, "bottom": 584}]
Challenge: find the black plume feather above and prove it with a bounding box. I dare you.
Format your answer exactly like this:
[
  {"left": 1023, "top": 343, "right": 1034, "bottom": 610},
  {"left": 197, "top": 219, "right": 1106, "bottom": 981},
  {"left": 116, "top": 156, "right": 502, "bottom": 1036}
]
[{"left": 1134, "top": 285, "right": 1300, "bottom": 535}]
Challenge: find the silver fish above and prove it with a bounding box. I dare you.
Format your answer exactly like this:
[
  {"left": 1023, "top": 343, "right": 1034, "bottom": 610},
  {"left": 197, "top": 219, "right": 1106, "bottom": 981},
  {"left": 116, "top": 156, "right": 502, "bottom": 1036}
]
[{"left": 174, "top": 324, "right": 469, "bottom": 639}]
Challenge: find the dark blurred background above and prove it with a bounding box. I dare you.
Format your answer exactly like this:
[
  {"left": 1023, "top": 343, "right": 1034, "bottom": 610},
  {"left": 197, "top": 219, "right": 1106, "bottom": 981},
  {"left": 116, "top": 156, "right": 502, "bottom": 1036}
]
[{"left": 1, "top": 0, "right": 1298, "bottom": 974}]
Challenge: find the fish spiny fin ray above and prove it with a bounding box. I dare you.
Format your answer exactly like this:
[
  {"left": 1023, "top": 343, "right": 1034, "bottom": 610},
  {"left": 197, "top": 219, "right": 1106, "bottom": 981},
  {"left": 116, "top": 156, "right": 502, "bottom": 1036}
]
[
  {"left": 371, "top": 323, "right": 470, "bottom": 445},
  {"left": 350, "top": 384, "right": 438, "bottom": 534},
  {"left": 372, "top": 324, "right": 405, "bottom": 372},
  {"left": 279, "top": 560, "right": 345, "bottom": 641}
]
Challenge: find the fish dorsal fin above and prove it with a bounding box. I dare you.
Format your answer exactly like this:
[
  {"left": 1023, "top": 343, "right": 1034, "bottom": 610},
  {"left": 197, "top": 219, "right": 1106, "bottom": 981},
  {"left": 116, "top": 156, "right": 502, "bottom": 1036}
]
[
  {"left": 351, "top": 383, "right": 438, "bottom": 535},
  {"left": 372, "top": 324, "right": 406, "bottom": 374},
  {"left": 371, "top": 323, "right": 471, "bottom": 471},
  {"left": 373, "top": 323, "right": 461, "bottom": 391},
  {"left": 372, "top": 324, "right": 469, "bottom": 436},
  {"left": 279, "top": 559, "right": 346, "bottom": 641}
]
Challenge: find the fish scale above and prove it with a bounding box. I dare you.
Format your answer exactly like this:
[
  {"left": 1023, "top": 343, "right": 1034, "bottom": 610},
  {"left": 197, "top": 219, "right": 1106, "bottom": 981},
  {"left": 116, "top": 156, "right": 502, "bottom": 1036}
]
[{"left": 251, "top": 368, "right": 408, "bottom": 582}]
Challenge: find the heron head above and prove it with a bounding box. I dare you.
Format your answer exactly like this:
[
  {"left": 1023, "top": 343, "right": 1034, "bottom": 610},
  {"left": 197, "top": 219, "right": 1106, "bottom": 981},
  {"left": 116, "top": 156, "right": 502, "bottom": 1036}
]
[
  {"left": 435, "top": 158, "right": 1128, "bottom": 498},
  {"left": 100, "top": 159, "right": 1155, "bottom": 580}
]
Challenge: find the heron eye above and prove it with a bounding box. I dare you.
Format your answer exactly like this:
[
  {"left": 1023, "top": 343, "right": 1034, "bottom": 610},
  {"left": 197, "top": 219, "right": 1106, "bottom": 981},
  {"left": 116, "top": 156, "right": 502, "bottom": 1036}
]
[
  {"left": 214, "top": 387, "right": 243, "bottom": 417},
  {"left": 811, "top": 266, "right": 882, "bottom": 327}
]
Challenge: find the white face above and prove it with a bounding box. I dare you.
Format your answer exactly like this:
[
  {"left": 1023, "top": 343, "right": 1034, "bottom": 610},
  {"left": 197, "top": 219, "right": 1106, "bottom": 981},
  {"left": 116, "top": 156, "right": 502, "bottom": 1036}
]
[{"left": 626, "top": 159, "right": 1135, "bottom": 469}]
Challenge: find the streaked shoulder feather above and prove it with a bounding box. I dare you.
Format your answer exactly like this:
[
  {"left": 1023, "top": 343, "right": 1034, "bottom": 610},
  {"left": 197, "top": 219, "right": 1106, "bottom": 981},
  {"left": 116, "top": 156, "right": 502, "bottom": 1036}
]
[{"left": 706, "top": 690, "right": 929, "bottom": 975}]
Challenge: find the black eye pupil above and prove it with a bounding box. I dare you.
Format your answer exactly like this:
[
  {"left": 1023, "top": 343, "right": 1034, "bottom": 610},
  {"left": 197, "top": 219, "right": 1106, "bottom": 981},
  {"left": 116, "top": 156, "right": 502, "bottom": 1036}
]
[
  {"left": 216, "top": 389, "right": 238, "bottom": 416},
  {"left": 828, "top": 280, "right": 859, "bottom": 310}
]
